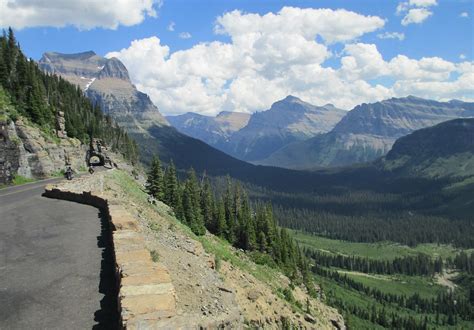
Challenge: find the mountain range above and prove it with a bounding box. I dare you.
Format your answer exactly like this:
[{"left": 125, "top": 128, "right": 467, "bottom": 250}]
[
  {"left": 166, "top": 111, "right": 250, "bottom": 151},
  {"left": 257, "top": 96, "right": 474, "bottom": 169},
  {"left": 38, "top": 51, "right": 474, "bottom": 182},
  {"left": 168, "top": 95, "right": 346, "bottom": 161}
]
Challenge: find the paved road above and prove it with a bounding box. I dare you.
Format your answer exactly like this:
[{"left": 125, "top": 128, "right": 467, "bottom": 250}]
[{"left": 0, "top": 178, "right": 117, "bottom": 329}]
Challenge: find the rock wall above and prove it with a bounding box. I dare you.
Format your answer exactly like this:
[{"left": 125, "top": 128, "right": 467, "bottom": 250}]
[
  {"left": 0, "top": 118, "right": 86, "bottom": 184},
  {"left": 43, "top": 183, "right": 178, "bottom": 329}
]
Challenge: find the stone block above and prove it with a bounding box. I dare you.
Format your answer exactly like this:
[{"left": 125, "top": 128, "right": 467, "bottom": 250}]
[
  {"left": 115, "top": 249, "right": 151, "bottom": 266},
  {"left": 121, "top": 292, "right": 176, "bottom": 318},
  {"left": 121, "top": 282, "right": 174, "bottom": 297}
]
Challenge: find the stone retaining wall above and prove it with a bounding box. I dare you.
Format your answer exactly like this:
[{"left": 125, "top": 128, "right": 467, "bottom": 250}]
[{"left": 43, "top": 186, "right": 176, "bottom": 329}]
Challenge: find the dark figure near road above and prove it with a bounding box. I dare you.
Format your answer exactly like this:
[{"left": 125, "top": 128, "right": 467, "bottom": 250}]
[{"left": 65, "top": 166, "right": 73, "bottom": 180}]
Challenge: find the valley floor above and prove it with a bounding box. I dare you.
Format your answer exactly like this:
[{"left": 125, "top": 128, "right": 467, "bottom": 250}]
[{"left": 292, "top": 231, "right": 474, "bottom": 329}]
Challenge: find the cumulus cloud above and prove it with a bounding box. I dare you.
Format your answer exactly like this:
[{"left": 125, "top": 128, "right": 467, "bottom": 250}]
[
  {"left": 167, "top": 21, "right": 175, "bottom": 31},
  {"left": 401, "top": 8, "right": 433, "bottom": 25},
  {"left": 179, "top": 32, "right": 192, "bottom": 39},
  {"left": 460, "top": 12, "right": 469, "bottom": 18},
  {"left": 107, "top": 7, "right": 472, "bottom": 115},
  {"left": 0, "top": 0, "right": 161, "bottom": 30},
  {"left": 377, "top": 32, "right": 405, "bottom": 41},
  {"left": 214, "top": 7, "right": 385, "bottom": 44},
  {"left": 397, "top": 0, "right": 436, "bottom": 25},
  {"left": 459, "top": 54, "right": 466, "bottom": 60}
]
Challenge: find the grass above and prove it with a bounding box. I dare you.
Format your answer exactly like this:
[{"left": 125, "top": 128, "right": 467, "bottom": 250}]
[
  {"left": 150, "top": 250, "right": 160, "bottom": 262},
  {"left": 291, "top": 230, "right": 471, "bottom": 260},
  {"left": 12, "top": 174, "right": 36, "bottom": 186},
  {"left": 317, "top": 275, "right": 472, "bottom": 330},
  {"left": 339, "top": 271, "right": 445, "bottom": 299}
]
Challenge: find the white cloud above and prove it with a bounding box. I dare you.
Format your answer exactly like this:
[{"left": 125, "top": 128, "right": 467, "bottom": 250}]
[
  {"left": 402, "top": 8, "right": 433, "bottom": 25},
  {"left": 460, "top": 12, "right": 469, "bottom": 18},
  {"left": 214, "top": 7, "right": 385, "bottom": 44},
  {"left": 409, "top": 0, "right": 437, "bottom": 7},
  {"left": 377, "top": 32, "right": 405, "bottom": 41},
  {"left": 107, "top": 7, "right": 472, "bottom": 116},
  {"left": 0, "top": 0, "right": 161, "bottom": 30},
  {"left": 459, "top": 54, "right": 466, "bottom": 60},
  {"left": 167, "top": 21, "right": 175, "bottom": 31},
  {"left": 396, "top": 2, "right": 410, "bottom": 15},
  {"left": 178, "top": 32, "right": 192, "bottom": 39}
]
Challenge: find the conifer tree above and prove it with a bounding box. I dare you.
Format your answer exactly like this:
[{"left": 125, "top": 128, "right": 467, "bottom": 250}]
[
  {"left": 182, "top": 168, "right": 205, "bottom": 235},
  {"left": 214, "top": 197, "right": 227, "bottom": 238},
  {"left": 146, "top": 155, "right": 164, "bottom": 200},
  {"left": 200, "top": 177, "right": 214, "bottom": 231},
  {"left": 163, "top": 160, "right": 180, "bottom": 208}
]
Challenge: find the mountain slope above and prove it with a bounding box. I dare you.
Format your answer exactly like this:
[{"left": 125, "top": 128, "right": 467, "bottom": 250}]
[
  {"left": 380, "top": 118, "right": 474, "bottom": 178},
  {"left": 225, "top": 96, "right": 346, "bottom": 161},
  {"left": 39, "top": 51, "right": 169, "bottom": 131},
  {"left": 260, "top": 96, "right": 474, "bottom": 169},
  {"left": 166, "top": 111, "right": 250, "bottom": 149},
  {"left": 168, "top": 96, "right": 345, "bottom": 161}
]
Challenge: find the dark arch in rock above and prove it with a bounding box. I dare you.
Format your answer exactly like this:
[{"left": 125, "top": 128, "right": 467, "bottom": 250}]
[{"left": 86, "top": 150, "right": 105, "bottom": 167}]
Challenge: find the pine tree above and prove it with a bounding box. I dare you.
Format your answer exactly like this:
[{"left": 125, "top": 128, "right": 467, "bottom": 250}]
[
  {"left": 183, "top": 168, "right": 206, "bottom": 235},
  {"left": 146, "top": 156, "right": 164, "bottom": 199},
  {"left": 163, "top": 160, "right": 179, "bottom": 207},
  {"left": 200, "top": 177, "right": 214, "bottom": 231},
  {"left": 214, "top": 197, "right": 227, "bottom": 238}
]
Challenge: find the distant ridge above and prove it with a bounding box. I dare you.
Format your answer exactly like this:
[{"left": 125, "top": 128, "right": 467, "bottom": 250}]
[
  {"left": 169, "top": 95, "right": 346, "bottom": 161},
  {"left": 258, "top": 96, "right": 474, "bottom": 169}
]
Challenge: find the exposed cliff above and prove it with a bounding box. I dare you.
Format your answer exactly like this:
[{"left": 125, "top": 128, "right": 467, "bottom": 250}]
[{"left": 0, "top": 116, "right": 86, "bottom": 185}]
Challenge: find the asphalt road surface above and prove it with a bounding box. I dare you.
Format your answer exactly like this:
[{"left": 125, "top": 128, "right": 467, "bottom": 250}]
[{"left": 0, "top": 178, "right": 118, "bottom": 329}]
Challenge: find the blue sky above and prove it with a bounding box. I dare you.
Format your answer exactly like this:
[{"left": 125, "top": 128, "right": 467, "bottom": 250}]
[
  {"left": 2, "top": 0, "right": 473, "bottom": 114},
  {"left": 10, "top": 0, "right": 472, "bottom": 61}
]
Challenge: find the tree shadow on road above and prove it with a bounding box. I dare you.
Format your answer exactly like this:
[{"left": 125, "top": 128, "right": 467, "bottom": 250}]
[{"left": 93, "top": 208, "right": 119, "bottom": 329}]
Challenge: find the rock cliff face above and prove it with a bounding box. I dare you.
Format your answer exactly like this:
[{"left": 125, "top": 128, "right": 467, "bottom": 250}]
[
  {"left": 39, "top": 51, "right": 169, "bottom": 130},
  {"left": 0, "top": 118, "right": 86, "bottom": 184}
]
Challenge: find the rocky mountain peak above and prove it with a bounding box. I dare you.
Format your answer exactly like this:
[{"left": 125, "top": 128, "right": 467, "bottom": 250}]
[
  {"left": 38, "top": 51, "right": 169, "bottom": 127},
  {"left": 97, "top": 57, "right": 131, "bottom": 81}
]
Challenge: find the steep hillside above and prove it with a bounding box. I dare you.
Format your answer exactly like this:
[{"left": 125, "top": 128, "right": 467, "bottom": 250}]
[
  {"left": 166, "top": 111, "right": 250, "bottom": 149},
  {"left": 381, "top": 118, "right": 474, "bottom": 178},
  {"left": 260, "top": 96, "right": 474, "bottom": 169},
  {"left": 225, "top": 96, "right": 346, "bottom": 161},
  {"left": 50, "top": 169, "right": 345, "bottom": 328}
]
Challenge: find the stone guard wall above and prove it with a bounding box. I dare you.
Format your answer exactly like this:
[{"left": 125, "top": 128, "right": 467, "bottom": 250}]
[{"left": 43, "top": 186, "right": 177, "bottom": 329}]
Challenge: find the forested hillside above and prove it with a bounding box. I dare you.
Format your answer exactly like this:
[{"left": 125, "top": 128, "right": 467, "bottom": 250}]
[
  {"left": 145, "top": 156, "right": 315, "bottom": 293},
  {"left": 0, "top": 29, "right": 138, "bottom": 163}
]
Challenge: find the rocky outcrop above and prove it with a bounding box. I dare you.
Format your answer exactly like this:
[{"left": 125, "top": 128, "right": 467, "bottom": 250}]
[
  {"left": 56, "top": 111, "right": 67, "bottom": 138},
  {"left": 0, "top": 118, "right": 86, "bottom": 184}
]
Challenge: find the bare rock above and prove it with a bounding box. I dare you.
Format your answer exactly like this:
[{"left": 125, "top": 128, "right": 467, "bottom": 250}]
[{"left": 247, "top": 290, "right": 261, "bottom": 302}]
